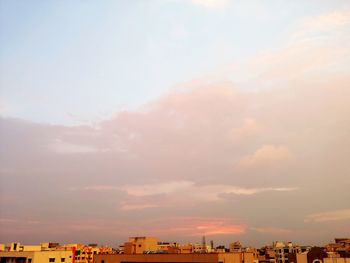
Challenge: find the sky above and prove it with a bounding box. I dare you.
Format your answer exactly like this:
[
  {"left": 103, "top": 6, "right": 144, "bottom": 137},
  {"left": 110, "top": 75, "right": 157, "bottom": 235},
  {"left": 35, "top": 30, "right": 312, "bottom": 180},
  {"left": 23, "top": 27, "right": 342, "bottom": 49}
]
[{"left": 0, "top": 0, "right": 350, "bottom": 247}]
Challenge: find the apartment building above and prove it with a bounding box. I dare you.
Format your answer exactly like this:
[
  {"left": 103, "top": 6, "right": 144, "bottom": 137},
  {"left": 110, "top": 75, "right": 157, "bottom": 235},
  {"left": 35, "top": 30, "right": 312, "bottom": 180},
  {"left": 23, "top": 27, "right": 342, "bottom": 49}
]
[
  {"left": 0, "top": 250, "right": 73, "bottom": 263},
  {"left": 94, "top": 253, "right": 253, "bottom": 263}
]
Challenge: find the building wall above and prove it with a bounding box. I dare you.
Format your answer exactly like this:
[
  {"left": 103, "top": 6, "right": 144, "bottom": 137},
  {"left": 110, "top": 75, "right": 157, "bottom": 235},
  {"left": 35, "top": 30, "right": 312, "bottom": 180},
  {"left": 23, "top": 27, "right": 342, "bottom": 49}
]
[
  {"left": 95, "top": 253, "right": 219, "bottom": 263},
  {"left": 0, "top": 250, "right": 73, "bottom": 263},
  {"left": 22, "top": 247, "right": 42, "bottom": 252},
  {"left": 124, "top": 238, "right": 158, "bottom": 254},
  {"left": 324, "top": 258, "right": 350, "bottom": 263},
  {"left": 94, "top": 252, "right": 254, "bottom": 263},
  {"left": 296, "top": 253, "right": 308, "bottom": 263},
  {"left": 33, "top": 250, "right": 73, "bottom": 263},
  {"left": 243, "top": 252, "right": 255, "bottom": 263}
]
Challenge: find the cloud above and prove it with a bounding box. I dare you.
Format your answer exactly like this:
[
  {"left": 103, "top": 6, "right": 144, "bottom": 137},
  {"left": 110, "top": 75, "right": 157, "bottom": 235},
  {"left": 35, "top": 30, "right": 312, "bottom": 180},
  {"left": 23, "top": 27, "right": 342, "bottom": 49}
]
[
  {"left": 49, "top": 138, "right": 107, "bottom": 154},
  {"left": 304, "top": 209, "right": 350, "bottom": 223},
  {"left": 143, "top": 217, "right": 246, "bottom": 236},
  {"left": 1, "top": 8, "right": 350, "bottom": 243},
  {"left": 121, "top": 181, "right": 194, "bottom": 196},
  {"left": 75, "top": 181, "right": 297, "bottom": 210},
  {"left": 0, "top": 216, "right": 245, "bottom": 239},
  {"left": 228, "top": 118, "right": 262, "bottom": 142},
  {"left": 120, "top": 203, "right": 160, "bottom": 211},
  {"left": 191, "top": 0, "right": 228, "bottom": 8},
  {"left": 1, "top": 74, "right": 350, "bottom": 242},
  {"left": 250, "top": 227, "right": 293, "bottom": 235},
  {"left": 222, "top": 11, "right": 350, "bottom": 92},
  {"left": 238, "top": 145, "right": 292, "bottom": 168},
  {"left": 70, "top": 185, "right": 120, "bottom": 191},
  {"left": 71, "top": 180, "right": 297, "bottom": 211},
  {"left": 293, "top": 11, "right": 350, "bottom": 40}
]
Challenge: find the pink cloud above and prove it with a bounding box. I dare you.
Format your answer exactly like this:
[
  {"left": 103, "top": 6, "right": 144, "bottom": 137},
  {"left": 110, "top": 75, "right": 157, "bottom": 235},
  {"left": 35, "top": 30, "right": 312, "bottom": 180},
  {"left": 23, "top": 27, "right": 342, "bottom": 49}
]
[
  {"left": 304, "top": 209, "right": 350, "bottom": 223},
  {"left": 1, "top": 54, "right": 350, "bottom": 243},
  {"left": 250, "top": 227, "right": 293, "bottom": 235},
  {"left": 0, "top": 217, "right": 245, "bottom": 240},
  {"left": 238, "top": 145, "right": 292, "bottom": 168},
  {"left": 141, "top": 217, "right": 246, "bottom": 237},
  {"left": 70, "top": 181, "right": 296, "bottom": 210},
  {"left": 228, "top": 118, "right": 262, "bottom": 142}
]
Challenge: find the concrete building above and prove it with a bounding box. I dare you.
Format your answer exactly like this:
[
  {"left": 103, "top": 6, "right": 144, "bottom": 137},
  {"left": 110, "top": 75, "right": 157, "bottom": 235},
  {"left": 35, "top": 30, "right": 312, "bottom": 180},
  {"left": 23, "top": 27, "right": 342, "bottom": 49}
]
[
  {"left": 324, "top": 258, "right": 350, "bottom": 263},
  {"left": 258, "top": 246, "right": 276, "bottom": 263},
  {"left": 0, "top": 242, "right": 112, "bottom": 263},
  {"left": 124, "top": 237, "right": 158, "bottom": 254},
  {"left": 4, "top": 243, "right": 42, "bottom": 252},
  {"left": 325, "top": 238, "right": 350, "bottom": 258},
  {"left": 293, "top": 247, "right": 327, "bottom": 263},
  {"left": 0, "top": 250, "right": 73, "bottom": 263},
  {"left": 167, "top": 244, "right": 193, "bottom": 254},
  {"left": 94, "top": 253, "right": 253, "bottom": 263},
  {"left": 157, "top": 243, "right": 178, "bottom": 253},
  {"left": 230, "top": 242, "right": 242, "bottom": 253},
  {"left": 274, "top": 242, "right": 296, "bottom": 263}
]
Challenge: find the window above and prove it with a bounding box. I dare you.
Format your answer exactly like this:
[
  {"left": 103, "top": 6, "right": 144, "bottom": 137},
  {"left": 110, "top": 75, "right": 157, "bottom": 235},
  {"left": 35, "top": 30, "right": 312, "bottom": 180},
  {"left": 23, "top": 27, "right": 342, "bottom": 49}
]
[
  {"left": 61, "top": 259, "right": 65, "bottom": 262},
  {"left": 101, "top": 260, "right": 104, "bottom": 263},
  {"left": 28, "top": 259, "right": 32, "bottom": 263},
  {"left": 49, "top": 258, "right": 55, "bottom": 262}
]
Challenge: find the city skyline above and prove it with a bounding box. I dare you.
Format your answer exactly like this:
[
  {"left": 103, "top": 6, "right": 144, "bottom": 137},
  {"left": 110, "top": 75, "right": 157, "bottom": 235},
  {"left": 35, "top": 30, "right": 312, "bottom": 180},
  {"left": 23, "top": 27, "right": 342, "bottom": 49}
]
[{"left": 1, "top": 1, "right": 350, "bottom": 246}]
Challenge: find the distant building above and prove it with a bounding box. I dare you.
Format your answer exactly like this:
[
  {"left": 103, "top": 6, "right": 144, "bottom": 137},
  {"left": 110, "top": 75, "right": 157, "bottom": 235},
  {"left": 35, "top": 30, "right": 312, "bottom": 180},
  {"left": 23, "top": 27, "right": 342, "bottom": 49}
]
[
  {"left": 293, "top": 247, "right": 327, "bottom": 263},
  {"left": 230, "top": 242, "right": 242, "bottom": 253},
  {"left": 94, "top": 253, "right": 254, "bottom": 263},
  {"left": 258, "top": 246, "right": 276, "bottom": 263},
  {"left": 0, "top": 250, "right": 73, "bottom": 263},
  {"left": 123, "top": 237, "right": 158, "bottom": 254},
  {"left": 325, "top": 238, "right": 350, "bottom": 258},
  {"left": 157, "top": 242, "right": 178, "bottom": 253},
  {"left": 0, "top": 242, "right": 112, "bottom": 263}
]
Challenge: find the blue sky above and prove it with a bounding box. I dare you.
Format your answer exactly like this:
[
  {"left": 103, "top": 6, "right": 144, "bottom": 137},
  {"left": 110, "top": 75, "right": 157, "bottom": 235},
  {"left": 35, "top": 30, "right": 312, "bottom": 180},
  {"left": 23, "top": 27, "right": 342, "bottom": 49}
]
[{"left": 2, "top": 0, "right": 348, "bottom": 124}]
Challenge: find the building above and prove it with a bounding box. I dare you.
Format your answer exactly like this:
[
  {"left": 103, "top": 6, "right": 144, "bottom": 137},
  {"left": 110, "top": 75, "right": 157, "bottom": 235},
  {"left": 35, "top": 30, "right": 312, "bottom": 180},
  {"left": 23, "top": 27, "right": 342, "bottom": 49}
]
[
  {"left": 0, "top": 250, "right": 73, "bottom": 263},
  {"left": 258, "top": 246, "right": 275, "bottom": 263},
  {"left": 94, "top": 253, "right": 253, "bottom": 263},
  {"left": 230, "top": 242, "right": 242, "bottom": 253},
  {"left": 293, "top": 247, "right": 327, "bottom": 263},
  {"left": 123, "top": 237, "right": 158, "bottom": 254},
  {"left": 325, "top": 238, "right": 350, "bottom": 258},
  {"left": 274, "top": 242, "right": 296, "bottom": 263},
  {"left": 0, "top": 242, "right": 113, "bottom": 263},
  {"left": 324, "top": 258, "right": 350, "bottom": 263}
]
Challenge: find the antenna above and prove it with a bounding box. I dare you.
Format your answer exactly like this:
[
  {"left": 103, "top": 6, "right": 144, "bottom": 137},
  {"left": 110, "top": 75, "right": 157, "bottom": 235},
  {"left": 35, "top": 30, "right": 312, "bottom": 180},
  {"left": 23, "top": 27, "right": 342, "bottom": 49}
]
[{"left": 202, "top": 236, "right": 206, "bottom": 253}]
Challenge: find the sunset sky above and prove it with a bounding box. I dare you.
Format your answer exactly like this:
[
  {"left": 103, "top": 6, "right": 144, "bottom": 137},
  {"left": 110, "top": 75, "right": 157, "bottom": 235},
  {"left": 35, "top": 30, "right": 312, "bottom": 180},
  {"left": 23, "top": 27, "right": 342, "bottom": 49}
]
[{"left": 0, "top": 0, "right": 350, "bottom": 247}]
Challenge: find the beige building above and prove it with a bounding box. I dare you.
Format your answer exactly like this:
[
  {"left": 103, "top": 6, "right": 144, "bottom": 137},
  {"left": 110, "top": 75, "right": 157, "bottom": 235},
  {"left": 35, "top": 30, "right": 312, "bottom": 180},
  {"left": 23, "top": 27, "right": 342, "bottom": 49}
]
[
  {"left": 94, "top": 253, "right": 254, "bottom": 263},
  {"left": 124, "top": 237, "right": 158, "bottom": 254},
  {"left": 0, "top": 250, "right": 73, "bottom": 263},
  {"left": 324, "top": 258, "right": 350, "bottom": 263},
  {"left": 230, "top": 242, "right": 242, "bottom": 253},
  {"left": 0, "top": 243, "right": 112, "bottom": 263}
]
